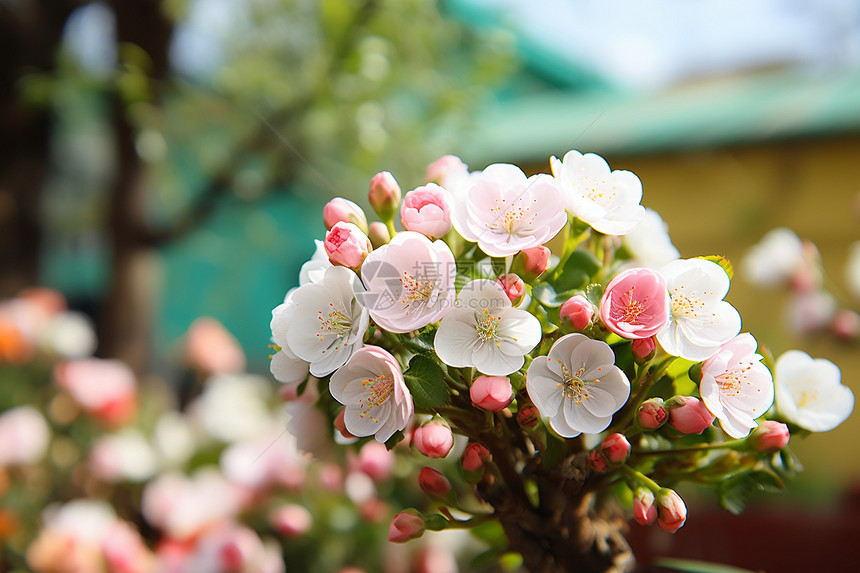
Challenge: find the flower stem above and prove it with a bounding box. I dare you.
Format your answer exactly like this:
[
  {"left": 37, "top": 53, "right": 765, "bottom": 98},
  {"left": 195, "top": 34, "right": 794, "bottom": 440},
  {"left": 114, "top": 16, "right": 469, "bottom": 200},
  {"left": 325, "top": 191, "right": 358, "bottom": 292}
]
[{"left": 633, "top": 440, "right": 744, "bottom": 457}]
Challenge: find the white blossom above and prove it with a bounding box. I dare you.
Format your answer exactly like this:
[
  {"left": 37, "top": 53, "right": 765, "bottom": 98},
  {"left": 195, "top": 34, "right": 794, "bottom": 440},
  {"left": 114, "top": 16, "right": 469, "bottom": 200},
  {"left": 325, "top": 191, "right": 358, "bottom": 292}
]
[{"left": 774, "top": 350, "right": 854, "bottom": 432}]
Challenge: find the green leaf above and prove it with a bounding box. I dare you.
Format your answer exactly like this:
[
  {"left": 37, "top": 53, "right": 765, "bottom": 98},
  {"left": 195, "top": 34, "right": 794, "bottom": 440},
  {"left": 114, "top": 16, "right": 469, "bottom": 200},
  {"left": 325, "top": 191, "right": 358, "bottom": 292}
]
[
  {"left": 533, "top": 283, "right": 566, "bottom": 307},
  {"left": 554, "top": 249, "right": 601, "bottom": 292},
  {"left": 403, "top": 355, "right": 450, "bottom": 409},
  {"left": 718, "top": 470, "right": 784, "bottom": 515},
  {"left": 411, "top": 328, "right": 437, "bottom": 353},
  {"left": 696, "top": 255, "right": 733, "bottom": 280},
  {"left": 655, "top": 557, "right": 761, "bottom": 573},
  {"left": 384, "top": 430, "right": 405, "bottom": 450}
]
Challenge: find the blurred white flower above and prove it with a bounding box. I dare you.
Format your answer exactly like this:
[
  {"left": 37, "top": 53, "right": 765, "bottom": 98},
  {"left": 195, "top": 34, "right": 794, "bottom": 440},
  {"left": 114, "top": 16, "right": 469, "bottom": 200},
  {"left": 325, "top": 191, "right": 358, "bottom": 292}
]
[
  {"left": 38, "top": 311, "right": 97, "bottom": 359},
  {"left": 89, "top": 428, "right": 159, "bottom": 483},
  {"left": 623, "top": 208, "right": 680, "bottom": 269},
  {"left": 189, "top": 374, "right": 274, "bottom": 443},
  {"left": 784, "top": 290, "right": 836, "bottom": 335},
  {"left": 152, "top": 411, "right": 197, "bottom": 468},
  {"left": 742, "top": 228, "right": 804, "bottom": 288},
  {"left": 775, "top": 350, "right": 854, "bottom": 432},
  {"left": 0, "top": 406, "right": 50, "bottom": 466}
]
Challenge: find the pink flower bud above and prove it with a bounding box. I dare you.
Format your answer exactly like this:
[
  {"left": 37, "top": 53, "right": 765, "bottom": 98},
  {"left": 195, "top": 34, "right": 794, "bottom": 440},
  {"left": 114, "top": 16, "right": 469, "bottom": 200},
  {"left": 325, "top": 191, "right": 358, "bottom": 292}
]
[
  {"left": 324, "top": 222, "right": 372, "bottom": 269},
  {"left": 656, "top": 489, "right": 687, "bottom": 533},
  {"left": 514, "top": 246, "right": 551, "bottom": 282},
  {"left": 412, "top": 422, "right": 454, "bottom": 459},
  {"left": 637, "top": 397, "right": 668, "bottom": 430},
  {"left": 599, "top": 433, "right": 631, "bottom": 464},
  {"left": 517, "top": 405, "right": 539, "bottom": 429},
  {"left": 334, "top": 409, "right": 354, "bottom": 439},
  {"left": 369, "top": 171, "right": 402, "bottom": 222},
  {"left": 388, "top": 511, "right": 425, "bottom": 543},
  {"left": 400, "top": 184, "right": 453, "bottom": 239},
  {"left": 832, "top": 309, "right": 860, "bottom": 341},
  {"left": 462, "top": 442, "right": 491, "bottom": 472},
  {"left": 633, "top": 487, "right": 657, "bottom": 526},
  {"left": 749, "top": 421, "right": 790, "bottom": 453},
  {"left": 470, "top": 375, "right": 513, "bottom": 412},
  {"left": 417, "top": 467, "right": 451, "bottom": 497},
  {"left": 496, "top": 274, "right": 526, "bottom": 305},
  {"left": 271, "top": 504, "right": 313, "bottom": 538},
  {"left": 425, "top": 155, "right": 466, "bottom": 185},
  {"left": 368, "top": 221, "right": 391, "bottom": 249},
  {"left": 587, "top": 448, "right": 609, "bottom": 472},
  {"left": 559, "top": 295, "right": 594, "bottom": 330},
  {"left": 631, "top": 337, "right": 656, "bottom": 362},
  {"left": 357, "top": 441, "right": 396, "bottom": 481},
  {"left": 324, "top": 197, "right": 368, "bottom": 233},
  {"left": 667, "top": 396, "right": 715, "bottom": 435}
]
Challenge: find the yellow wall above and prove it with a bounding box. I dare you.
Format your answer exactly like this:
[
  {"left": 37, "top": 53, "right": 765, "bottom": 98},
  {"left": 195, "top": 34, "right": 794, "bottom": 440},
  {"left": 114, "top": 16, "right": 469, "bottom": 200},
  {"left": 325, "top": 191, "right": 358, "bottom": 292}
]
[{"left": 611, "top": 136, "right": 860, "bottom": 488}]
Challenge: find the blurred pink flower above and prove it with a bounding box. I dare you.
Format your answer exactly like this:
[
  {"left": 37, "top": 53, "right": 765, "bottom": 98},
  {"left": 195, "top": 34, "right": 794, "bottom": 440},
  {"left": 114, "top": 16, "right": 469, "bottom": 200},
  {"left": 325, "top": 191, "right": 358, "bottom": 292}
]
[
  {"left": 271, "top": 504, "right": 313, "bottom": 538},
  {"left": 53, "top": 358, "right": 138, "bottom": 426},
  {"left": 184, "top": 317, "right": 246, "bottom": 375},
  {"left": 0, "top": 406, "right": 50, "bottom": 467}
]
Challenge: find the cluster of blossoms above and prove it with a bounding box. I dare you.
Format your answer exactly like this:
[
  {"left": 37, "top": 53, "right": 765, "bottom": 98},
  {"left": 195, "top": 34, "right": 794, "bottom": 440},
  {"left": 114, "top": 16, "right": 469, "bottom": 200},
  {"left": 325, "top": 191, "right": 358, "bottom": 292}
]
[
  {"left": 271, "top": 146, "right": 855, "bottom": 567},
  {"left": 742, "top": 227, "right": 860, "bottom": 341}
]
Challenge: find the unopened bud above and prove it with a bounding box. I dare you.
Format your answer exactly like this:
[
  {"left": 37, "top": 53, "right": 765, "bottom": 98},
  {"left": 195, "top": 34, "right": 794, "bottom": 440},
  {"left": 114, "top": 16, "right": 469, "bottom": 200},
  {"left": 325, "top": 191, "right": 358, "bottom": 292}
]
[
  {"left": 413, "top": 422, "right": 454, "bottom": 459},
  {"left": 334, "top": 409, "right": 354, "bottom": 439},
  {"left": 749, "top": 420, "right": 790, "bottom": 453},
  {"left": 631, "top": 337, "right": 656, "bottom": 363},
  {"left": 324, "top": 198, "right": 368, "bottom": 234},
  {"left": 517, "top": 405, "right": 540, "bottom": 429},
  {"left": 470, "top": 375, "right": 513, "bottom": 412},
  {"left": 462, "top": 442, "right": 491, "bottom": 472},
  {"left": 369, "top": 171, "right": 401, "bottom": 222},
  {"left": 637, "top": 398, "right": 668, "bottom": 430},
  {"left": 497, "top": 274, "right": 526, "bottom": 305},
  {"left": 513, "top": 246, "right": 551, "bottom": 282},
  {"left": 271, "top": 504, "right": 313, "bottom": 538},
  {"left": 417, "top": 467, "right": 451, "bottom": 497},
  {"left": 599, "top": 433, "right": 631, "bottom": 464},
  {"left": 587, "top": 447, "right": 608, "bottom": 472},
  {"left": 559, "top": 295, "right": 594, "bottom": 330},
  {"left": 387, "top": 511, "right": 425, "bottom": 543},
  {"left": 632, "top": 487, "right": 657, "bottom": 526},
  {"left": 655, "top": 488, "right": 687, "bottom": 533},
  {"left": 832, "top": 309, "right": 860, "bottom": 341},
  {"left": 325, "top": 222, "right": 372, "bottom": 269},
  {"left": 368, "top": 221, "right": 391, "bottom": 249},
  {"left": 666, "top": 396, "right": 714, "bottom": 435}
]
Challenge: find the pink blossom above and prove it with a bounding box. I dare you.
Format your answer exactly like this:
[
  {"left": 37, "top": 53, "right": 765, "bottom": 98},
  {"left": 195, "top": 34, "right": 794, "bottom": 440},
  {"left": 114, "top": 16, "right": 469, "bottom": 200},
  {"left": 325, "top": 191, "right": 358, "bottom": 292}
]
[
  {"left": 324, "top": 222, "right": 372, "bottom": 269},
  {"left": 412, "top": 422, "right": 453, "bottom": 458},
  {"left": 271, "top": 504, "right": 313, "bottom": 538},
  {"left": 749, "top": 420, "right": 790, "bottom": 453},
  {"left": 700, "top": 333, "right": 775, "bottom": 439},
  {"left": 497, "top": 273, "right": 526, "bottom": 305},
  {"left": 637, "top": 398, "right": 668, "bottom": 430},
  {"left": 53, "top": 359, "right": 138, "bottom": 426},
  {"left": 425, "top": 154, "right": 467, "bottom": 186},
  {"left": 324, "top": 197, "right": 368, "bottom": 233},
  {"left": 368, "top": 171, "right": 401, "bottom": 221},
  {"left": 417, "top": 467, "right": 451, "bottom": 497},
  {"left": 633, "top": 488, "right": 657, "bottom": 526},
  {"left": 388, "top": 511, "right": 425, "bottom": 543},
  {"left": 599, "top": 433, "right": 630, "bottom": 464},
  {"left": 329, "top": 345, "right": 414, "bottom": 443},
  {"left": 560, "top": 295, "right": 594, "bottom": 330},
  {"left": 667, "top": 396, "right": 715, "bottom": 434},
  {"left": 599, "top": 267, "right": 669, "bottom": 340},
  {"left": 656, "top": 489, "right": 687, "bottom": 533},
  {"left": 470, "top": 374, "right": 513, "bottom": 412},
  {"left": 452, "top": 163, "right": 567, "bottom": 257},
  {"left": 462, "top": 442, "right": 491, "bottom": 471},
  {"left": 513, "top": 245, "right": 551, "bottom": 282},
  {"left": 184, "top": 316, "right": 246, "bottom": 375},
  {"left": 401, "top": 184, "right": 453, "bottom": 238}
]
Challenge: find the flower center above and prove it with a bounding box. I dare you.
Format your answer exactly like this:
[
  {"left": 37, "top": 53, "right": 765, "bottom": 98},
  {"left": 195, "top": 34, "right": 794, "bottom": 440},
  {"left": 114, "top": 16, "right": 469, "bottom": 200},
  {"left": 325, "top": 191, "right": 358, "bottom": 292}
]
[
  {"left": 358, "top": 374, "right": 393, "bottom": 423},
  {"left": 400, "top": 272, "right": 435, "bottom": 307},
  {"left": 614, "top": 287, "right": 649, "bottom": 324},
  {"left": 475, "top": 308, "right": 501, "bottom": 342},
  {"left": 316, "top": 303, "right": 353, "bottom": 349},
  {"left": 488, "top": 198, "right": 537, "bottom": 234},
  {"left": 557, "top": 362, "right": 591, "bottom": 405},
  {"left": 671, "top": 291, "right": 704, "bottom": 318}
]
